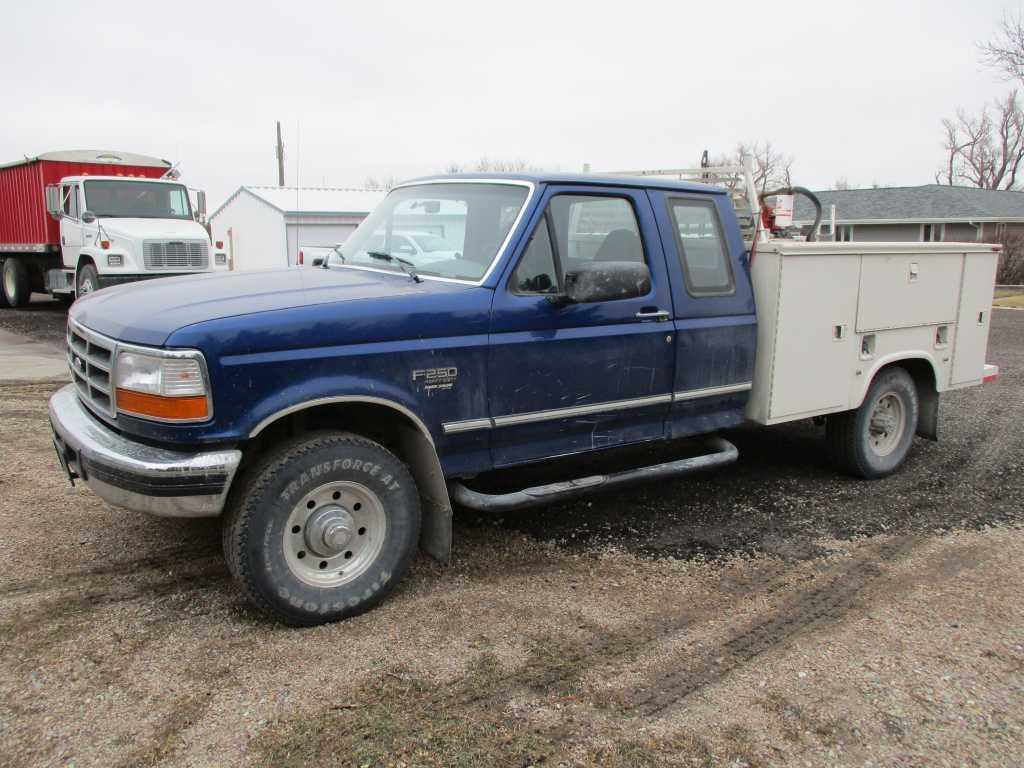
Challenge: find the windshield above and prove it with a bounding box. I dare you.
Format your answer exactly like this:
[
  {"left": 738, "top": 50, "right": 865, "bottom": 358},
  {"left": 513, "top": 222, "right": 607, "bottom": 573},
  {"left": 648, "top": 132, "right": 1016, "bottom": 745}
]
[
  {"left": 83, "top": 180, "right": 193, "bottom": 220},
  {"left": 408, "top": 233, "right": 452, "bottom": 252},
  {"left": 326, "top": 182, "right": 530, "bottom": 281}
]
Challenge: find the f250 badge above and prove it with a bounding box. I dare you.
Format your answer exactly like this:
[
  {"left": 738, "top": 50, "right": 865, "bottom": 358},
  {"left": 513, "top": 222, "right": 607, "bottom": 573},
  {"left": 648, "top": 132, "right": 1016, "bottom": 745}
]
[{"left": 412, "top": 367, "right": 458, "bottom": 394}]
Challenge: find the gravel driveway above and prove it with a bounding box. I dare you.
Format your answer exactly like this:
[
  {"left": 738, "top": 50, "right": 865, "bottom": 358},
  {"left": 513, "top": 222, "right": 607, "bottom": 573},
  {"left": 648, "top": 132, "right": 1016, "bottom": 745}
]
[{"left": 0, "top": 310, "right": 1021, "bottom": 767}]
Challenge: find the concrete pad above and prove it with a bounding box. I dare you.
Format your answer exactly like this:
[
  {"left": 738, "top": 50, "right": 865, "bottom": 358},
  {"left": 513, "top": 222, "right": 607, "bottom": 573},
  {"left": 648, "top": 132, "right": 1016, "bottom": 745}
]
[{"left": 0, "top": 328, "right": 69, "bottom": 381}]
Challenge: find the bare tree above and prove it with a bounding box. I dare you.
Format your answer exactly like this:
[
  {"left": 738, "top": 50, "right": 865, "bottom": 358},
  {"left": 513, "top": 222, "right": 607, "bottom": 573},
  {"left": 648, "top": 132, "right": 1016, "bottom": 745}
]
[
  {"left": 940, "top": 15, "right": 1024, "bottom": 189},
  {"left": 832, "top": 177, "right": 852, "bottom": 190},
  {"left": 995, "top": 228, "right": 1024, "bottom": 283},
  {"left": 979, "top": 10, "right": 1024, "bottom": 82},
  {"left": 441, "top": 157, "right": 538, "bottom": 174},
  {"left": 707, "top": 141, "right": 794, "bottom": 194},
  {"left": 938, "top": 92, "right": 1024, "bottom": 189},
  {"left": 363, "top": 175, "right": 398, "bottom": 191}
]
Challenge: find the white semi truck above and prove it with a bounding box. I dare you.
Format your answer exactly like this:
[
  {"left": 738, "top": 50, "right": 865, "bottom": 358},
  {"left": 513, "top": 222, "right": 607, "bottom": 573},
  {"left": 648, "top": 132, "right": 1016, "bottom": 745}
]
[{"left": 0, "top": 150, "right": 227, "bottom": 307}]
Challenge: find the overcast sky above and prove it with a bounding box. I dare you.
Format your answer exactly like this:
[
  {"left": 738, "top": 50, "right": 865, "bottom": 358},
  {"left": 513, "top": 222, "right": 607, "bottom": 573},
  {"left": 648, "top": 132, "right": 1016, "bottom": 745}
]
[{"left": 1, "top": 0, "right": 1016, "bottom": 208}]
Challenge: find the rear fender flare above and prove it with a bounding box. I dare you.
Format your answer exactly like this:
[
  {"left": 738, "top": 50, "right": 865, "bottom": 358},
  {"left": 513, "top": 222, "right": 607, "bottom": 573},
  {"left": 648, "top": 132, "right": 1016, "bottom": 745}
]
[{"left": 853, "top": 352, "right": 941, "bottom": 440}]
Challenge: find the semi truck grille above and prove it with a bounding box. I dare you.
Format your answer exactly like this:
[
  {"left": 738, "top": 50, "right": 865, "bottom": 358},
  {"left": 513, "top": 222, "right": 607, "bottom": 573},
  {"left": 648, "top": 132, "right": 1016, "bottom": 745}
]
[
  {"left": 67, "top": 321, "right": 116, "bottom": 419},
  {"left": 143, "top": 240, "right": 209, "bottom": 270}
]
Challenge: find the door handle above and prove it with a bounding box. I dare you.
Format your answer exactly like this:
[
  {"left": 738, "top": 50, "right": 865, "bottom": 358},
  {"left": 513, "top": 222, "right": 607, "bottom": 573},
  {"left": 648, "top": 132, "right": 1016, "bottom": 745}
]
[{"left": 635, "top": 309, "right": 671, "bottom": 322}]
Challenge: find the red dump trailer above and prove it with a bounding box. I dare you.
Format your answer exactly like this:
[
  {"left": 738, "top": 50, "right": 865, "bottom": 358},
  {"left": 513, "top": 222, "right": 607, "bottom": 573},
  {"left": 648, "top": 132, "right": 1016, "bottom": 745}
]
[{"left": 0, "top": 150, "right": 220, "bottom": 308}]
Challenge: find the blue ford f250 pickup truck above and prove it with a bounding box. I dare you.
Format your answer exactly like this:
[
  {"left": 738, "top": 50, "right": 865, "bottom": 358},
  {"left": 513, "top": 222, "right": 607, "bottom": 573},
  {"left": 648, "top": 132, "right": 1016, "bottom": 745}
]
[{"left": 48, "top": 173, "right": 999, "bottom": 625}]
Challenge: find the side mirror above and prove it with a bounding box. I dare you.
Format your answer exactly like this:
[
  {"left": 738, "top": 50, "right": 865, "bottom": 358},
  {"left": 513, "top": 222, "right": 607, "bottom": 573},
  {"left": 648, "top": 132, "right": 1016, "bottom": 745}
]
[
  {"left": 196, "top": 190, "right": 207, "bottom": 218},
  {"left": 81, "top": 211, "right": 97, "bottom": 224},
  {"left": 563, "top": 261, "right": 651, "bottom": 304},
  {"left": 45, "top": 185, "right": 61, "bottom": 219},
  {"left": 311, "top": 257, "right": 324, "bottom": 267}
]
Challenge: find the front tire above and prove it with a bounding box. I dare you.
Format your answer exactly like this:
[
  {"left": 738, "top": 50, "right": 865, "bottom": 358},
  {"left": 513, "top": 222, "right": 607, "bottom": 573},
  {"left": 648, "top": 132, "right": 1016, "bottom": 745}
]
[
  {"left": 827, "top": 367, "right": 919, "bottom": 479},
  {"left": 222, "top": 432, "right": 421, "bottom": 626},
  {"left": 76, "top": 263, "right": 99, "bottom": 299},
  {"left": 2, "top": 258, "right": 31, "bottom": 308}
]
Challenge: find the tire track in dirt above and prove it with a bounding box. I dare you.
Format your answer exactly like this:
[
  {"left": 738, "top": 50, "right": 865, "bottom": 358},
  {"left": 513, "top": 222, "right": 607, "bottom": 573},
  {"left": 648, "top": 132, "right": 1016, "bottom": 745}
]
[
  {"left": 0, "top": 544, "right": 221, "bottom": 599},
  {"left": 619, "top": 534, "right": 988, "bottom": 717},
  {"left": 431, "top": 540, "right": 873, "bottom": 713}
]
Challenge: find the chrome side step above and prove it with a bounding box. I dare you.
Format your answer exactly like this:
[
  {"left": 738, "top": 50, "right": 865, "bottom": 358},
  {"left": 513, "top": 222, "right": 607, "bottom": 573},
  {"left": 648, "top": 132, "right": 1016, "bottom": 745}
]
[{"left": 448, "top": 436, "right": 738, "bottom": 513}]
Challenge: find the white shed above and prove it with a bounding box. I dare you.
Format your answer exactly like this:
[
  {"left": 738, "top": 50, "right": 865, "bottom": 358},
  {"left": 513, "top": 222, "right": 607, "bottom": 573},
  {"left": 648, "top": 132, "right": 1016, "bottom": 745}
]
[{"left": 209, "top": 185, "right": 386, "bottom": 271}]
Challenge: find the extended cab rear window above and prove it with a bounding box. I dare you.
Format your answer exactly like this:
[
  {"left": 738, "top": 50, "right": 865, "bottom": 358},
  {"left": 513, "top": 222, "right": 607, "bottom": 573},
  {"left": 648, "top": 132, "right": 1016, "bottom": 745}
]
[{"left": 668, "top": 198, "right": 735, "bottom": 296}]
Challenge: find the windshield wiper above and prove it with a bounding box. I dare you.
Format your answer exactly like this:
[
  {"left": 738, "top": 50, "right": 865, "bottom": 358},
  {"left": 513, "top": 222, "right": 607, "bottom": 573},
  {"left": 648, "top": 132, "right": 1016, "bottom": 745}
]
[{"left": 367, "top": 250, "right": 422, "bottom": 283}]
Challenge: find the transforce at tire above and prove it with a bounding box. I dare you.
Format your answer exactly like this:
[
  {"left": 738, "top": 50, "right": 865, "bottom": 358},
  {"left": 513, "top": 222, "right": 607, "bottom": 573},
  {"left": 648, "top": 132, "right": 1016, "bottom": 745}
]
[
  {"left": 827, "top": 366, "right": 919, "bottom": 479},
  {"left": 222, "top": 431, "right": 421, "bottom": 626}
]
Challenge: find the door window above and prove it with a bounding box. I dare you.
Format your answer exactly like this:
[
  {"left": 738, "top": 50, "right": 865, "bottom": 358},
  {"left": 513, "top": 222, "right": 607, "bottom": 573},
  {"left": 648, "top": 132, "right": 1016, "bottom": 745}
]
[
  {"left": 668, "top": 198, "right": 734, "bottom": 296},
  {"left": 511, "top": 194, "right": 645, "bottom": 294},
  {"left": 552, "top": 195, "right": 643, "bottom": 266},
  {"left": 61, "top": 185, "right": 79, "bottom": 219}
]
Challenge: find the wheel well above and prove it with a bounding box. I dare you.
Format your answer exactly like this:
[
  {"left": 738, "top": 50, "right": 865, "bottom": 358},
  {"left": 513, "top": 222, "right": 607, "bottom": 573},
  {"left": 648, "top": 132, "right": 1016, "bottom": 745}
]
[
  {"left": 77, "top": 255, "right": 96, "bottom": 273},
  {"left": 877, "top": 358, "right": 939, "bottom": 441},
  {"left": 244, "top": 401, "right": 452, "bottom": 563}
]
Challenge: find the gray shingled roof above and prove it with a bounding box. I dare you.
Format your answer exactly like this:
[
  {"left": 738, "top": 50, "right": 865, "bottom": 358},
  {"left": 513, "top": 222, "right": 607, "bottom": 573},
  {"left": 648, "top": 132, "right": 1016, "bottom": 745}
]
[{"left": 792, "top": 184, "right": 1024, "bottom": 223}]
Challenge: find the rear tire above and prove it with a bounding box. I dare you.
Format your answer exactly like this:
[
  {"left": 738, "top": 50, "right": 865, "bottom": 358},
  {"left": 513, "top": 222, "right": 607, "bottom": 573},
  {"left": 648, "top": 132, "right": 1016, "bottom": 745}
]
[
  {"left": 76, "top": 263, "right": 99, "bottom": 299},
  {"left": 222, "top": 432, "right": 421, "bottom": 626},
  {"left": 2, "top": 258, "right": 31, "bottom": 308},
  {"left": 827, "top": 367, "right": 919, "bottom": 479}
]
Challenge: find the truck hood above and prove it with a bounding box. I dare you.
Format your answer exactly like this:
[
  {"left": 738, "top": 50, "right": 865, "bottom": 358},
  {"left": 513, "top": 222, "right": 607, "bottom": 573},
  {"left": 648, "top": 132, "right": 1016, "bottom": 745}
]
[
  {"left": 71, "top": 266, "right": 466, "bottom": 346},
  {"left": 98, "top": 217, "right": 211, "bottom": 243}
]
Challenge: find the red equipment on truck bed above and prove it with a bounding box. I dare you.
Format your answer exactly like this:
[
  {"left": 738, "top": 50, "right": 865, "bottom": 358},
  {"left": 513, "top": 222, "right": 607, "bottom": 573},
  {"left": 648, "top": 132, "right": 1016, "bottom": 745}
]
[{"left": 0, "top": 150, "right": 170, "bottom": 252}]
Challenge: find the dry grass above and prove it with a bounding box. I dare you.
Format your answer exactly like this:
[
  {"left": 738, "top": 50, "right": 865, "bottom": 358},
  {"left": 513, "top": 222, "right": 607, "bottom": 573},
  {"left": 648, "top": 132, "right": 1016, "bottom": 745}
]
[{"left": 994, "top": 292, "right": 1024, "bottom": 307}]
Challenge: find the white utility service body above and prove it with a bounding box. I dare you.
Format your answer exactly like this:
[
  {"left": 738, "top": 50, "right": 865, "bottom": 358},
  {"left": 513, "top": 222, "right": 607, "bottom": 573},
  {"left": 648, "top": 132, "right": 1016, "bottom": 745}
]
[{"left": 745, "top": 240, "right": 1000, "bottom": 426}]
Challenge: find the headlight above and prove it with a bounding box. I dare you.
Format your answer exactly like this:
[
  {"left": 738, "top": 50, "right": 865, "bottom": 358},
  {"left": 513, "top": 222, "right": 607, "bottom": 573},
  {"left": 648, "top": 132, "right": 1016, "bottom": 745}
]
[
  {"left": 106, "top": 254, "right": 124, "bottom": 267},
  {"left": 214, "top": 253, "right": 227, "bottom": 265},
  {"left": 114, "top": 348, "right": 211, "bottom": 422}
]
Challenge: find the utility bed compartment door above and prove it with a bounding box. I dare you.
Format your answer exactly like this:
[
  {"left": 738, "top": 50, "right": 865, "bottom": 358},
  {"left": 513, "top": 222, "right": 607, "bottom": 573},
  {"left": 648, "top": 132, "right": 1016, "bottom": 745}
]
[
  {"left": 768, "top": 255, "right": 860, "bottom": 419},
  {"left": 952, "top": 253, "right": 999, "bottom": 384},
  {"left": 856, "top": 254, "right": 962, "bottom": 332}
]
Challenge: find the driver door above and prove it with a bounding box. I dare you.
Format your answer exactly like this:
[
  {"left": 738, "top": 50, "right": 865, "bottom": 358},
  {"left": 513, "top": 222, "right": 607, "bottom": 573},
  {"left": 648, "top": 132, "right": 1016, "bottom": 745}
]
[
  {"left": 59, "top": 183, "right": 83, "bottom": 267},
  {"left": 487, "top": 185, "right": 676, "bottom": 467}
]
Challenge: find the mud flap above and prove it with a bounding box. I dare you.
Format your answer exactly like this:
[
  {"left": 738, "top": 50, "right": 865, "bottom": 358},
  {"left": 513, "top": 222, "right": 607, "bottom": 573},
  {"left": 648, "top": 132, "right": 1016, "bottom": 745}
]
[
  {"left": 917, "top": 387, "right": 938, "bottom": 441},
  {"left": 395, "top": 423, "right": 452, "bottom": 564}
]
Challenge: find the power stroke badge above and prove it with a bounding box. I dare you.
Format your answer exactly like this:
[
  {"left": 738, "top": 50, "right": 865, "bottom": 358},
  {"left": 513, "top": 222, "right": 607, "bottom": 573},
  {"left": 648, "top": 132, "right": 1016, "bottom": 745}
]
[{"left": 412, "top": 366, "right": 458, "bottom": 394}]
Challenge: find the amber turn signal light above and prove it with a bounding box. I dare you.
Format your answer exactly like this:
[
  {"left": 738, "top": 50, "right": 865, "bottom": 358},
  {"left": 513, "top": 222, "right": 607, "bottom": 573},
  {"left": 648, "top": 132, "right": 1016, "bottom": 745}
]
[{"left": 116, "top": 389, "right": 209, "bottom": 421}]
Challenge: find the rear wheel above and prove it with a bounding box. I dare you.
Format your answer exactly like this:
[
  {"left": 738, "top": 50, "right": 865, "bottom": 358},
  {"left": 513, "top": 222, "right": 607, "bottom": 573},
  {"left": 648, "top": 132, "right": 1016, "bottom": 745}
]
[
  {"left": 76, "top": 263, "right": 99, "bottom": 299},
  {"left": 222, "top": 432, "right": 421, "bottom": 626},
  {"left": 827, "top": 367, "right": 919, "bottom": 479},
  {"left": 2, "top": 258, "right": 31, "bottom": 308}
]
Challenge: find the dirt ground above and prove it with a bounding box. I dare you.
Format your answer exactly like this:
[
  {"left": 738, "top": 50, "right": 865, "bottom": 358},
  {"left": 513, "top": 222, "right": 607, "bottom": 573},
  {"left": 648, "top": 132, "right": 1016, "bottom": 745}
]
[{"left": 0, "top": 308, "right": 1022, "bottom": 768}]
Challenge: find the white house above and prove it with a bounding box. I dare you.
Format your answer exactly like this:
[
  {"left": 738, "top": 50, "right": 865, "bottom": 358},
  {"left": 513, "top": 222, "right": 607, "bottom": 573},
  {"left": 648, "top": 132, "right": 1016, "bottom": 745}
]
[{"left": 209, "top": 185, "right": 386, "bottom": 271}]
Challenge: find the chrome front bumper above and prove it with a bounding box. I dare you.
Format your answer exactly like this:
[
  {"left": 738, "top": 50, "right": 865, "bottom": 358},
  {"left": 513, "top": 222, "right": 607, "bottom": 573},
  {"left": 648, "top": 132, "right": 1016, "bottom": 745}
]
[{"left": 48, "top": 384, "right": 242, "bottom": 518}]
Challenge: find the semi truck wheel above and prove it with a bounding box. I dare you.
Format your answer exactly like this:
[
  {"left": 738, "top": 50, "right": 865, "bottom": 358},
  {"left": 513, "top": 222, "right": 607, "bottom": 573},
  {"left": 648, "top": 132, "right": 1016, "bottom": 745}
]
[
  {"left": 2, "top": 258, "right": 31, "bottom": 308},
  {"left": 222, "top": 431, "right": 421, "bottom": 626},
  {"left": 76, "top": 263, "right": 99, "bottom": 298},
  {"left": 827, "top": 367, "right": 919, "bottom": 479}
]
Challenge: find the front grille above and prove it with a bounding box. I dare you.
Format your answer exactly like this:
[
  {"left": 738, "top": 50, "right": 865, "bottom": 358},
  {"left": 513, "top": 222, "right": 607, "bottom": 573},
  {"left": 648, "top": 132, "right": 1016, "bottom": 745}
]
[
  {"left": 143, "top": 240, "right": 209, "bottom": 270},
  {"left": 68, "top": 321, "right": 116, "bottom": 419}
]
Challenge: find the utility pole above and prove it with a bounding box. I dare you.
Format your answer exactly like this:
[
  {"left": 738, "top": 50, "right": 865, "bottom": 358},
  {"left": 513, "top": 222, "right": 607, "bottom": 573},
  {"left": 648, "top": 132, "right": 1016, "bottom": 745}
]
[{"left": 275, "top": 121, "right": 285, "bottom": 187}]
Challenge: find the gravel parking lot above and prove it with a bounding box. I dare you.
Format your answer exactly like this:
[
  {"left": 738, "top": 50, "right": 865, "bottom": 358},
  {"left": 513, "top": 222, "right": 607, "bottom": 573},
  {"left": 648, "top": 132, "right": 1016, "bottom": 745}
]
[{"left": 0, "top": 306, "right": 1021, "bottom": 767}]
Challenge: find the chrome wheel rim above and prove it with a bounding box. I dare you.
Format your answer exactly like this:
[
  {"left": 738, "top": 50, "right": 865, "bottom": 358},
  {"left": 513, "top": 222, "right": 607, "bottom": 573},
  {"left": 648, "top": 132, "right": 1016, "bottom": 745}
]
[
  {"left": 78, "top": 276, "right": 94, "bottom": 296},
  {"left": 283, "top": 481, "right": 387, "bottom": 587},
  {"left": 868, "top": 392, "right": 905, "bottom": 457}
]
